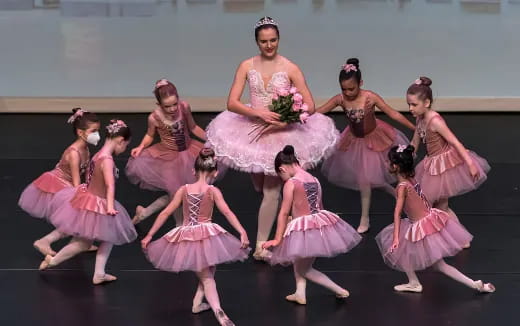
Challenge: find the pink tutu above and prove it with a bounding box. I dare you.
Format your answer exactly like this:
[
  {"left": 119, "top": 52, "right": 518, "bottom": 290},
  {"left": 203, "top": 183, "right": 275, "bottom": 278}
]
[
  {"left": 321, "top": 120, "right": 409, "bottom": 190},
  {"left": 415, "top": 147, "right": 490, "bottom": 203},
  {"left": 125, "top": 140, "right": 204, "bottom": 193},
  {"left": 270, "top": 211, "right": 362, "bottom": 266},
  {"left": 18, "top": 171, "right": 71, "bottom": 219},
  {"left": 145, "top": 222, "right": 250, "bottom": 272},
  {"left": 375, "top": 209, "right": 473, "bottom": 272},
  {"left": 49, "top": 187, "right": 137, "bottom": 245},
  {"left": 206, "top": 111, "right": 339, "bottom": 176}
]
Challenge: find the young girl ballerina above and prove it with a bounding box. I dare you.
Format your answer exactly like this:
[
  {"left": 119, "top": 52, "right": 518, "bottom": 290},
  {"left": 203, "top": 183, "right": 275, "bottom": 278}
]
[
  {"left": 318, "top": 58, "right": 415, "bottom": 234},
  {"left": 262, "top": 145, "right": 362, "bottom": 305},
  {"left": 408, "top": 77, "right": 490, "bottom": 244},
  {"left": 18, "top": 108, "right": 100, "bottom": 257},
  {"left": 141, "top": 148, "right": 249, "bottom": 326},
  {"left": 126, "top": 79, "right": 207, "bottom": 226},
  {"left": 375, "top": 145, "right": 495, "bottom": 293},
  {"left": 40, "top": 120, "right": 137, "bottom": 285}
]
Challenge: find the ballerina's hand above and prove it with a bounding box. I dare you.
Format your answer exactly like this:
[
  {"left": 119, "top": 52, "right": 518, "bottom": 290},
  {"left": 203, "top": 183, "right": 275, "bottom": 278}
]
[
  {"left": 141, "top": 235, "right": 152, "bottom": 249},
  {"left": 107, "top": 208, "right": 119, "bottom": 216},
  {"left": 240, "top": 233, "right": 250, "bottom": 249},
  {"left": 256, "top": 109, "right": 280, "bottom": 124},
  {"left": 468, "top": 162, "right": 480, "bottom": 182},
  {"left": 258, "top": 122, "right": 288, "bottom": 137},
  {"left": 389, "top": 239, "right": 399, "bottom": 253},
  {"left": 262, "top": 240, "right": 280, "bottom": 249},
  {"left": 131, "top": 146, "right": 143, "bottom": 158}
]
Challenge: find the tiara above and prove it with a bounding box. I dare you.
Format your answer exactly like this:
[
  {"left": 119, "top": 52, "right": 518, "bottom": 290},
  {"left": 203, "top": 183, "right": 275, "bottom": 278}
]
[
  {"left": 254, "top": 17, "right": 278, "bottom": 29},
  {"left": 67, "top": 109, "right": 87, "bottom": 124},
  {"left": 106, "top": 120, "right": 127, "bottom": 134}
]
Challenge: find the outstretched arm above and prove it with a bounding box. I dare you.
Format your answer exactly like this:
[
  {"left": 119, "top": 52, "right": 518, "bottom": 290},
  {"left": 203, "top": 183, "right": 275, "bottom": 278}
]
[
  {"left": 184, "top": 103, "right": 207, "bottom": 141},
  {"left": 317, "top": 94, "right": 342, "bottom": 114},
  {"left": 263, "top": 180, "right": 294, "bottom": 249},
  {"left": 371, "top": 92, "right": 415, "bottom": 131}
]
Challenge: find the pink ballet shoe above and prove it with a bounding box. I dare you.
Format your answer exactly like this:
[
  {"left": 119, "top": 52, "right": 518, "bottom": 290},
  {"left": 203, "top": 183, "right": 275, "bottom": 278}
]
[
  {"left": 214, "top": 309, "right": 235, "bottom": 326},
  {"left": 394, "top": 283, "right": 423, "bottom": 293},
  {"left": 356, "top": 216, "right": 370, "bottom": 234},
  {"left": 39, "top": 255, "right": 55, "bottom": 271},
  {"left": 92, "top": 273, "right": 118, "bottom": 285},
  {"left": 475, "top": 280, "right": 495, "bottom": 293},
  {"left": 33, "top": 240, "right": 56, "bottom": 257},
  {"left": 253, "top": 241, "right": 272, "bottom": 262},
  {"left": 87, "top": 245, "right": 98, "bottom": 252},
  {"left": 192, "top": 303, "right": 211, "bottom": 314},
  {"left": 285, "top": 293, "right": 306, "bottom": 305},
  {"left": 335, "top": 289, "right": 350, "bottom": 299},
  {"left": 132, "top": 205, "right": 146, "bottom": 225},
  {"left": 462, "top": 242, "right": 471, "bottom": 249}
]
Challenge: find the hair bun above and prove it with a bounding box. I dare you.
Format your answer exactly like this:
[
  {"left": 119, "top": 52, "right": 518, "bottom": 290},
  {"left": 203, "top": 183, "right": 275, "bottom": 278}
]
[
  {"left": 405, "top": 145, "right": 415, "bottom": 153},
  {"left": 346, "top": 58, "right": 360, "bottom": 69},
  {"left": 200, "top": 147, "right": 215, "bottom": 158},
  {"left": 72, "top": 107, "right": 82, "bottom": 114},
  {"left": 419, "top": 77, "right": 432, "bottom": 87},
  {"left": 282, "top": 145, "right": 295, "bottom": 156}
]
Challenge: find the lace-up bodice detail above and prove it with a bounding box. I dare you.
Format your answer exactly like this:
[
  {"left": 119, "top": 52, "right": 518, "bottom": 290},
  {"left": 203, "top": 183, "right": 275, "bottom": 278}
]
[
  {"left": 303, "top": 182, "right": 320, "bottom": 214},
  {"left": 398, "top": 181, "right": 432, "bottom": 222},
  {"left": 187, "top": 193, "right": 203, "bottom": 225}
]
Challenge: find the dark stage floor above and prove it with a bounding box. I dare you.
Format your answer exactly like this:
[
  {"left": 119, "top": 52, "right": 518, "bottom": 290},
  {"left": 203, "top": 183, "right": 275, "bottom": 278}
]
[{"left": 1, "top": 113, "right": 519, "bottom": 326}]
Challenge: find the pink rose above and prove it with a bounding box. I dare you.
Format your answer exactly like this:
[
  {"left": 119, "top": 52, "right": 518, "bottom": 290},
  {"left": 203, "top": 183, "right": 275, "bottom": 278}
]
[
  {"left": 301, "top": 103, "right": 309, "bottom": 112},
  {"left": 299, "top": 112, "right": 310, "bottom": 123},
  {"left": 293, "top": 93, "right": 303, "bottom": 104},
  {"left": 278, "top": 89, "right": 289, "bottom": 97},
  {"left": 292, "top": 102, "right": 302, "bottom": 111},
  {"left": 289, "top": 87, "right": 298, "bottom": 94},
  {"left": 272, "top": 93, "right": 279, "bottom": 101}
]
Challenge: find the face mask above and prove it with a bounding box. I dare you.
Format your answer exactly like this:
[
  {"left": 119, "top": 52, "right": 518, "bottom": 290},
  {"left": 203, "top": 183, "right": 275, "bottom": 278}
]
[{"left": 86, "top": 131, "right": 100, "bottom": 146}]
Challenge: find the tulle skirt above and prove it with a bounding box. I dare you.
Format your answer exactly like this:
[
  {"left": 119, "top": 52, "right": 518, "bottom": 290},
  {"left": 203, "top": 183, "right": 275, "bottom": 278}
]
[
  {"left": 145, "top": 222, "right": 250, "bottom": 272},
  {"left": 321, "top": 120, "right": 409, "bottom": 190},
  {"left": 270, "top": 210, "right": 362, "bottom": 266},
  {"left": 415, "top": 147, "right": 490, "bottom": 203},
  {"left": 206, "top": 111, "right": 339, "bottom": 176},
  {"left": 375, "top": 209, "right": 473, "bottom": 272},
  {"left": 49, "top": 187, "right": 137, "bottom": 245},
  {"left": 126, "top": 140, "right": 204, "bottom": 194}
]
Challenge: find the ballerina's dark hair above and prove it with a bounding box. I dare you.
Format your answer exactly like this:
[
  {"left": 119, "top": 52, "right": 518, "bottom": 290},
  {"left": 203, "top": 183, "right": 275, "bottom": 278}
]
[
  {"left": 275, "top": 145, "right": 300, "bottom": 173},
  {"left": 388, "top": 145, "right": 415, "bottom": 178},
  {"left": 68, "top": 108, "right": 99, "bottom": 136},
  {"left": 407, "top": 76, "right": 433, "bottom": 107},
  {"left": 254, "top": 16, "right": 280, "bottom": 42},
  {"left": 195, "top": 148, "right": 218, "bottom": 173},
  {"left": 105, "top": 119, "right": 131, "bottom": 141},
  {"left": 339, "top": 58, "right": 362, "bottom": 85}
]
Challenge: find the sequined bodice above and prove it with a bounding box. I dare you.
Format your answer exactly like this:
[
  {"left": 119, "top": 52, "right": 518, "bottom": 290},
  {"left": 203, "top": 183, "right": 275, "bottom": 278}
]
[
  {"left": 417, "top": 115, "right": 449, "bottom": 156},
  {"left": 54, "top": 146, "right": 89, "bottom": 183},
  {"left": 153, "top": 111, "right": 190, "bottom": 151},
  {"left": 247, "top": 70, "right": 291, "bottom": 109},
  {"left": 344, "top": 104, "right": 376, "bottom": 137},
  {"left": 399, "top": 181, "right": 431, "bottom": 221},
  {"left": 291, "top": 177, "right": 323, "bottom": 217}
]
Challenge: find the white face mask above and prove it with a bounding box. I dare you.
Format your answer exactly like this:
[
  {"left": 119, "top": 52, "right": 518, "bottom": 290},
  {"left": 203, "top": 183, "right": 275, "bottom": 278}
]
[{"left": 86, "top": 131, "right": 101, "bottom": 146}]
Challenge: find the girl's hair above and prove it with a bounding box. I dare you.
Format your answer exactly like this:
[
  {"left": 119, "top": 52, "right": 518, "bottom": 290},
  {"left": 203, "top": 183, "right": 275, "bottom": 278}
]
[
  {"left": 388, "top": 145, "right": 416, "bottom": 178},
  {"left": 274, "top": 145, "right": 299, "bottom": 173},
  {"left": 407, "top": 76, "right": 433, "bottom": 107},
  {"left": 195, "top": 148, "right": 218, "bottom": 173},
  {"left": 154, "top": 79, "right": 179, "bottom": 105},
  {"left": 105, "top": 119, "right": 131, "bottom": 141},
  {"left": 339, "top": 58, "right": 362, "bottom": 84},
  {"left": 254, "top": 16, "right": 280, "bottom": 42},
  {"left": 68, "top": 108, "right": 99, "bottom": 136}
]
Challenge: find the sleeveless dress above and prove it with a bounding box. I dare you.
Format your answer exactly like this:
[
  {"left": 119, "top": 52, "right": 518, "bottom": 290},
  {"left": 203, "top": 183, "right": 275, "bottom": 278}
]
[
  {"left": 414, "top": 113, "right": 490, "bottom": 203},
  {"left": 126, "top": 103, "right": 204, "bottom": 194},
  {"left": 270, "top": 177, "right": 361, "bottom": 266},
  {"left": 18, "top": 146, "right": 89, "bottom": 219},
  {"left": 375, "top": 180, "right": 473, "bottom": 272},
  {"left": 145, "top": 185, "right": 250, "bottom": 272},
  {"left": 321, "top": 94, "right": 409, "bottom": 190},
  {"left": 206, "top": 59, "right": 339, "bottom": 176},
  {"left": 49, "top": 153, "right": 137, "bottom": 245}
]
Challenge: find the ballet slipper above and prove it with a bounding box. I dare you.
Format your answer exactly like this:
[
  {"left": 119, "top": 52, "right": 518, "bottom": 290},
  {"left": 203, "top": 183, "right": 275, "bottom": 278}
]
[
  {"left": 475, "top": 280, "right": 495, "bottom": 293},
  {"left": 335, "top": 289, "right": 350, "bottom": 299},
  {"left": 132, "top": 205, "right": 146, "bottom": 225},
  {"left": 462, "top": 242, "right": 471, "bottom": 249},
  {"left": 214, "top": 309, "right": 235, "bottom": 326},
  {"left": 87, "top": 245, "right": 98, "bottom": 252},
  {"left": 394, "top": 283, "right": 423, "bottom": 293},
  {"left": 192, "top": 303, "right": 211, "bottom": 314},
  {"left": 39, "top": 255, "right": 55, "bottom": 271},
  {"left": 33, "top": 240, "right": 57, "bottom": 257},
  {"left": 285, "top": 293, "right": 306, "bottom": 305},
  {"left": 253, "top": 241, "right": 272, "bottom": 262},
  {"left": 356, "top": 216, "right": 370, "bottom": 234},
  {"left": 92, "top": 273, "right": 118, "bottom": 285}
]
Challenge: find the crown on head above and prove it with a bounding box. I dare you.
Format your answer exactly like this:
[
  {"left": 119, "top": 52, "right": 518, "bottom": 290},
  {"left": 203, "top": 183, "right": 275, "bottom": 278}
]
[{"left": 254, "top": 17, "right": 278, "bottom": 29}]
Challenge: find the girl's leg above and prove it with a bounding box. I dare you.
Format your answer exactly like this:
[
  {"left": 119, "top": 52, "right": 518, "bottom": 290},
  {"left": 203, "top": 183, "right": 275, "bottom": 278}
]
[
  {"left": 93, "top": 242, "right": 116, "bottom": 285},
  {"left": 358, "top": 186, "right": 371, "bottom": 233},
  {"left": 34, "top": 229, "right": 66, "bottom": 256},
  {"left": 196, "top": 267, "right": 235, "bottom": 326},
  {"left": 285, "top": 262, "right": 308, "bottom": 305},
  {"left": 296, "top": 257, "right": 350, "bottom": 298},
  {"left": 39, "top": 237, "right": 92, "bottom": 270},
  {"left": 254, "top": 175, "right": 282, "bottom": 260},
  {"left": 192, "top": 282, "right": 211, "bottom": 314},
  {"left": 394, "top": 270, "right": 423, "bottom": 293},
  {"left": 433, "top": 259, "right": 494, "bottom": 292},
  {"left": 132, "top": 194, "right": 170, "bottom": 224}
]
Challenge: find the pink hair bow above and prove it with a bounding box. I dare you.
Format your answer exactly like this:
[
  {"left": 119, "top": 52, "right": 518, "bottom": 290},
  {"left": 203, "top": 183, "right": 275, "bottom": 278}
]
[
  {"left": 342, "top": 64, "right": 358, "bottom": 73},
  {"left": 67, "top": 109, "right": 85, "bottom": 124}
]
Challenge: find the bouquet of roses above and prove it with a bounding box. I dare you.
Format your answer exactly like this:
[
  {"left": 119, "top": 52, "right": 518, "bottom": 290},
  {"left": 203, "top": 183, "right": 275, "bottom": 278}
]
[{"left": 249, "top": 86, "right": 310, "bottom": 142}]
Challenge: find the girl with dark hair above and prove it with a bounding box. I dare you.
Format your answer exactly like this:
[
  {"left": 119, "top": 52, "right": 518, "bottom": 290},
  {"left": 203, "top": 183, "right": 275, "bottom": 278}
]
[{"left": 318, "top": 58, "right": 415, "bottom": 234}]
